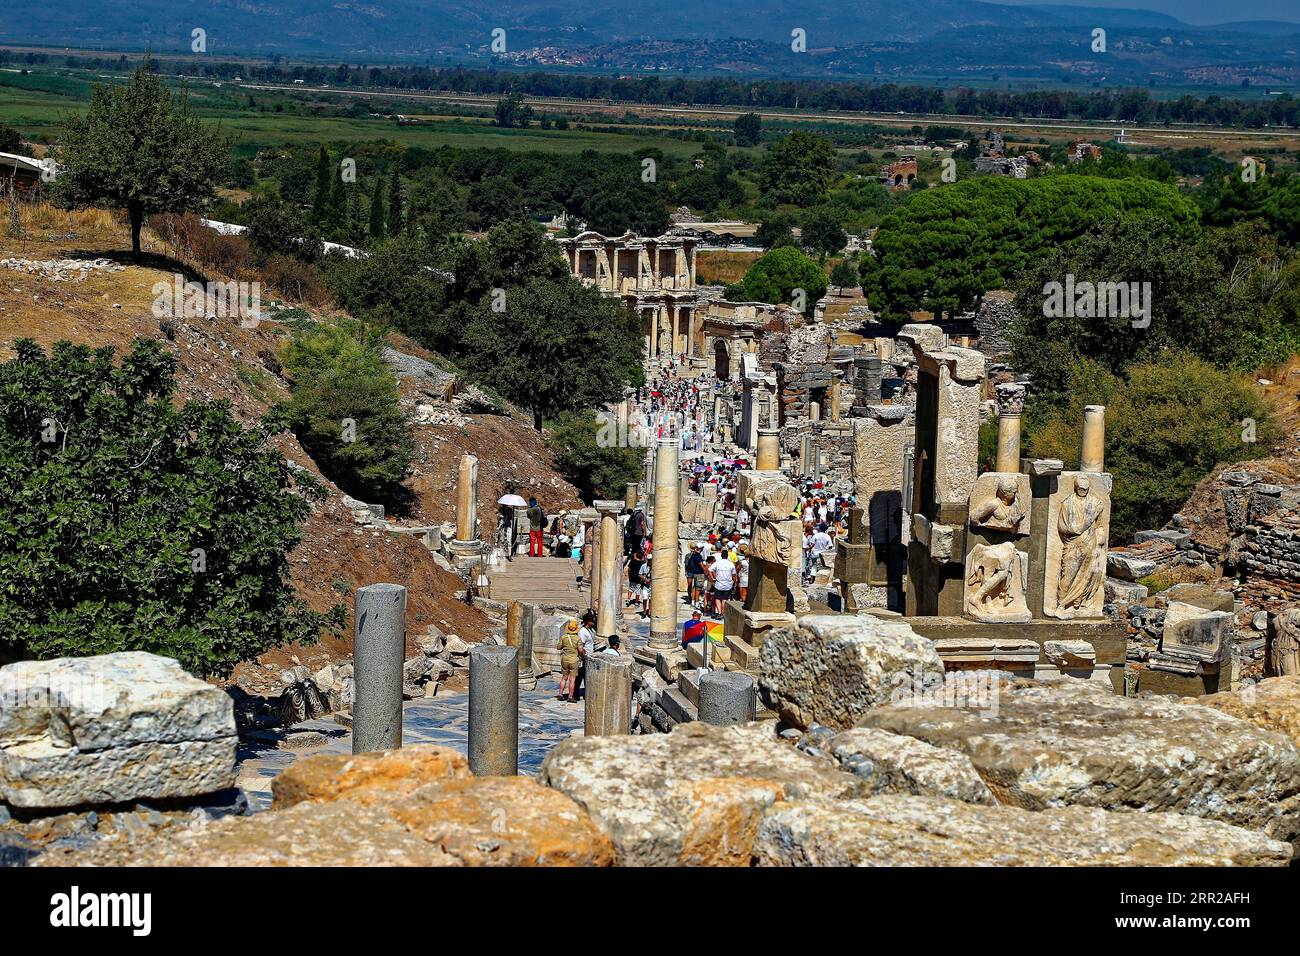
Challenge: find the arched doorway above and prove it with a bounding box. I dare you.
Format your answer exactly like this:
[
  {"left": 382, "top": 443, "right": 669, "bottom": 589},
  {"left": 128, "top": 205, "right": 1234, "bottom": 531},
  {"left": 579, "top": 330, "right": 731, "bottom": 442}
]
[{"left": 714, "top": 339, "right": 730, "bottom": 380}]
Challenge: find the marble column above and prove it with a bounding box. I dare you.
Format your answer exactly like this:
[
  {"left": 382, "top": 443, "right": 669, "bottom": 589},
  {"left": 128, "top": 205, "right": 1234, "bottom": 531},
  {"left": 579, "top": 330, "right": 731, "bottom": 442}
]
[
  {"left": 1080, "top": 404, "right": 1106, "bottom": 473},
  {"left": 467, "top": 644, "right": 518, "bottom": 776},
  {"left": 455, "top": 454, "right": 478, "bottom": 542},
  {"left": 506, "top": 600, "right": 536, "bottom": 690},
  {"left": 352, "top": 583, "right": 406, "bottom": 754},
  {"left": 583, "top": 507, "right": 601, "bottom": 610},
  {"left": 584, "top": 653, "right": 632, "bottom": 736},
  {"left": 624, "top": 482, "right": 638, "bottom": 511},
  {"left": 648, "top": 307, "right": 658, "bottom": 359},
  {"left": 670, "top": 303, "right": 679, "bottom": 358},
  {"left": 595, "top": 500, "right": 623, "bottom": 638},
  {"left": 995, "top": 382, "right": 1026, "bottom": 474},
  {"left": 649, "top": 437, "right": 681, "bottom": 652},
  {"left": 756, "top": 428, "right": 781, "bottom": 472}
]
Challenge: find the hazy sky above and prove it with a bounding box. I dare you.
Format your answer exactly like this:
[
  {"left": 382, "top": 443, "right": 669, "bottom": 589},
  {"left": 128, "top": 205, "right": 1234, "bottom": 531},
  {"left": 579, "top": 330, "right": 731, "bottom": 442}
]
[{"left": 997, "top": 0, "right": 1300, "bottom": 25}]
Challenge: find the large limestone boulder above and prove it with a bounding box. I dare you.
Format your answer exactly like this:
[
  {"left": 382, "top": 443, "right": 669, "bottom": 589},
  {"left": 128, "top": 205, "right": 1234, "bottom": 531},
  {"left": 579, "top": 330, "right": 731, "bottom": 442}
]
[
  {"left": 759, "top": 615, "right": 944, "bottom": 731},
  {"left": 38, "top": 746, "right": 613, "bottom": 867},
  {"left": 0, "top": 652, "right": 236, "bottom": 810},
  {"left": 754, "top": 796, "right": 1292, "bottom": 867},
  {"left": 538, "top": 721, "right": 867, "bottom": 865},
  {"left": 1191, "top": 677, "right": 1300, "bottom": 748},
  {"left": 824, "top": 728, "right": 996, "bottom": 805},
  {"left": 270, "top": 745, "right": 469, "bottom": 808},
  {"left": 859, "top": 682, "right": 1300, "bottom": 844}
]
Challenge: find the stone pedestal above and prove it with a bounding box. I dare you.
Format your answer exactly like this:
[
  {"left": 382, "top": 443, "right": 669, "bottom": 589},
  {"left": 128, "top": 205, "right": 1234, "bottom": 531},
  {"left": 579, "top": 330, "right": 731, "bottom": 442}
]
[
  {"left": 468, "top": 644, "right": 518, "bottom": 776},
  {"left": 649, "top": 438, "right": 682, "bottom": 652},
  {"left": 746, "top": 555, "right": 791, "bottom": 613},
  {"left": 756, "top": 428, "right": 781, "bottom": 472},
  {"left": 352, "top": 583, "right": 407, "bottom": 754},
  {"left": 506, "top": 600, "right": 537, "bottom": 690},
  {"left": 724, "top": 599, "right": 795, "bottom": 649},
  {"left": 584, "top": 654, "right": 633, "bottom": 736},
  {"left": 699, "top": 672, "right": 757, "bottom": 726},
  {"left": 447, "top": 537, "right": 485, "bottom": 570},
  {"left": 595, "top": 500, "right": 623, "bottom": 638}
]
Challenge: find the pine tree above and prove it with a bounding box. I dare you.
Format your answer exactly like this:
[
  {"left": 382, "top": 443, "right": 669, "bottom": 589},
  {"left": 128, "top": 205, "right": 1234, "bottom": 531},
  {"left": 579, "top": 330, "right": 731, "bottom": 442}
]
[
  {"left": 387, "top": 170, "right": 404, "bottom": 236},
  {"left": 368, "top": 173, "right": 386, "bottom": 241}
]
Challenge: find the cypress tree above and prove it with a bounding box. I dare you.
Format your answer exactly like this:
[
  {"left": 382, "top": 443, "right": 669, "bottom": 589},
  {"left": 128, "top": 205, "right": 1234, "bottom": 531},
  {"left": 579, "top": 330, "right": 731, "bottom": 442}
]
[{"left": 368, "top": 173, "right": 386, "bottom": 240}]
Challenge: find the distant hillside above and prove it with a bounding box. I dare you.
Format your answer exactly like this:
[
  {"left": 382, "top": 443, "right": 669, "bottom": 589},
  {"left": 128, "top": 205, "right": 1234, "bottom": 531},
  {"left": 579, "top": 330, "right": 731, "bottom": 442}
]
[{"left": 1, "top": 0, "right": 1298, "bottom": 85}]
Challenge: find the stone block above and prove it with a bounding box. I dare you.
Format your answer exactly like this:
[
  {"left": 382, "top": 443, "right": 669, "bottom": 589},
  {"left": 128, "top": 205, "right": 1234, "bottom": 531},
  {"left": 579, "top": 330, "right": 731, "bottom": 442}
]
[
  {"left": 1108, "top": 552, "right": 1157, "bottom": 581},
  {"left": 655, "top": 650, "right": 689, "bottom": 683},
  {"left": 0, "top": 652, "right": 237, "bottom": 810},
  {"left": 678, "top": 668, "right": 702, "bottom": 708},
  {"left": 759, "top": 615, "right": 944, "bottom": 731},
  {"left": 659, "top": 686, "right": 699, "bottom": 725},
  {"left": 1161, "top": 601, "right": 1234, "bottom": 665},
  {"left": 725, "top": 635, "right": 761, "bottom": 672},
  {"left": 539, "top": 722, "right": 865, "bottom": 866},
  {"left": 1105, "top": 577, "right": 1149, "bottom": 605},
  {"left": 860, "top": 682, "right": 1300, "bottom": 845},
  {"left": 754, "top": 796, "right": 1292, "bottom": 867}
]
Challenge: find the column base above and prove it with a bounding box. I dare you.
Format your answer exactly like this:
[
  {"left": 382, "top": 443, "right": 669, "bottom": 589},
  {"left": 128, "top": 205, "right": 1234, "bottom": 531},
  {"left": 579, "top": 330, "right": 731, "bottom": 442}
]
[{"left": 447, "top": 538, "right": 485, "bottom": 569}]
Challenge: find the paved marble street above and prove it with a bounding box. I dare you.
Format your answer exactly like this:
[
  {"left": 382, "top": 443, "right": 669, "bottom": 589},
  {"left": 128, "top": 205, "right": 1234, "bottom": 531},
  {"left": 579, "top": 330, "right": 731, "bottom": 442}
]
[{"left": 234, "top": 592, "right": 692, "bottom": 811}]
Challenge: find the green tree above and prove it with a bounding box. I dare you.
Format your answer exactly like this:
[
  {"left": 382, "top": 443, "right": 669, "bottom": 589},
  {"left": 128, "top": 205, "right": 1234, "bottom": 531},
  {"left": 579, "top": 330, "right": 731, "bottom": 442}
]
[
  {"left": 311, "top": 145, "right": 333, "bottom": 225},
  {"left": 279, "top": 318, "right": 415, "bottom": 502},
  {"left": 245, "top": 194, "right": 323, "bottom": 264},
  {"left": 549, "top": 411, "right": 643, "bottom": 501},
  {"left": 0, "top": 339, "right": 337, "bottom": 676},
  {"left": 493, "top": 93, "right": 533, "bottom": 129},
  {"left": 387, "top": 169, "right": 405, "bottom": 235},
  {"left": 830, "top": 259, "right": 859, "bottom": 288},
  {"left": 462, "top": 278, "right": 644, "bottom": 430},
  {"left": 734, "top": 246, "right": 828, "bottom": 313},
  {"left": 871, "top": 175, "right": 1200, "bottom": 320},
  {"left": 368, "top": 173, "right": 386, "bottom": 241},
  {"left": 758, "top": 131, "right": 836, "bottom": 207},
  {"left": 56, "top": 58, "right": 227, "bottom": 258},
  {"left": 756, "top": 213, "right": 796, "bottom": 249},
  {"left": 1025, "top": 352, "right": 1275, "bottom": 542},
  {"left": 324, "top": 235, "right": 452, "bottom": 349},
  {"left": 734, "top": 112, "right": 762, "bottom": 147},
  {"left": 1010, "top": 217, "right": 1300, "bottom": 398},
  {"left": 800, "top": 206, "right": 848, "bottom": 259}
]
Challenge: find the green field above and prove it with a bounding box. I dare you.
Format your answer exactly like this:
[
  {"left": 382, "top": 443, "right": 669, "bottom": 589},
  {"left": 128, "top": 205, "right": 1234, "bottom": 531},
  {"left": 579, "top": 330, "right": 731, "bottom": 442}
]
[{"left": 0, "top": 69, "right": 704, "bottom": 158}]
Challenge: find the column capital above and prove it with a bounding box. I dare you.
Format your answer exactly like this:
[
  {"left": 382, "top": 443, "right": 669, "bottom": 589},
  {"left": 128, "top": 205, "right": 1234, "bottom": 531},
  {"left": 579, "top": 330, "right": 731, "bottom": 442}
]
[{"left": 595, "top": 499, "right": 623, "bottom": 515}]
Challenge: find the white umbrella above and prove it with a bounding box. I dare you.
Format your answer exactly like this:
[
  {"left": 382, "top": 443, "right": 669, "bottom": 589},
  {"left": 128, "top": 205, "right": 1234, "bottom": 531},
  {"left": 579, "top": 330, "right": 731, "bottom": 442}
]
[{"left": 497, "top": 494, "right": 528, "bottom": 507}]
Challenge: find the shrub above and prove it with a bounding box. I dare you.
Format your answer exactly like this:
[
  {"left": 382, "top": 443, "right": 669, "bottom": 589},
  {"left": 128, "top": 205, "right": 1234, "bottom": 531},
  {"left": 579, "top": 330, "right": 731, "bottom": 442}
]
[
  {"left": 0, "top": 338, "right": 338, "bottom": 676},
  {"left": 549, "top": 411, "right": 643, "bottom": 501},
  {"left": 261, "top": 255, "right": 331, "bottom": 307},
  {"left": 1024, "top": 352, "right": 1276, "bottom": 542},
  {"left": 279, "top": 318, "right": 414, "bottom": 502}
]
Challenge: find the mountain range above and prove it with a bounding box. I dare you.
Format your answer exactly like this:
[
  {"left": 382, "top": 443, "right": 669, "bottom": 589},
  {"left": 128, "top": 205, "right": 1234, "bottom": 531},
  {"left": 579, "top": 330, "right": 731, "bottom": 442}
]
[{"left": 0, "top": 0, "right": 1297, "bottom": 85}]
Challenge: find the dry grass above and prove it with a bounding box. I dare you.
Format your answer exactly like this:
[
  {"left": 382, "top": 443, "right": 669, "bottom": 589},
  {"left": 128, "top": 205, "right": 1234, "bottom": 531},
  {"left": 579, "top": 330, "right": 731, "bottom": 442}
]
[{"left": 696, "top": 249, "right": 762, "bottom": 285}]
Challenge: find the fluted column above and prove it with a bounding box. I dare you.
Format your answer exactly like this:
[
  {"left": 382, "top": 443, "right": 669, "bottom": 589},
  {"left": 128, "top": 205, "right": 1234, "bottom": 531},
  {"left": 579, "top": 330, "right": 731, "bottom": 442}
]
[
  {"left": 995, "top": 382, "right": 1026, "bottom": 474},
  {"left": 595, "top": 500, "right": 623, "bottom": 638},
  {"left": 756, "top": 427, "right": 780, "bottom": 472},
  {"left": 648, "top": 437, "right": 681, "bottom": 651}
]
